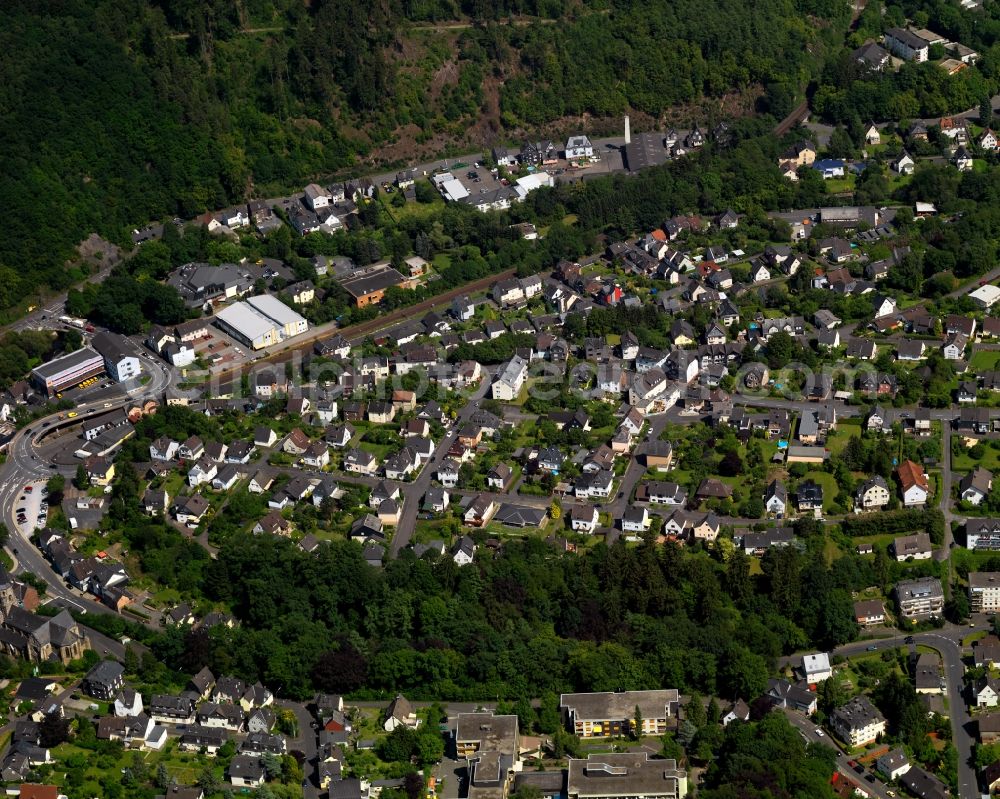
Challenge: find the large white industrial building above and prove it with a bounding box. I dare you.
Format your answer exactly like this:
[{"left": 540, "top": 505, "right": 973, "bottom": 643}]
[
  {"left": 214, "top": 295, "right": 308, "bottom": 350},
  {"left": 244, "top": 294, "right": 309, "bottom": 338}
]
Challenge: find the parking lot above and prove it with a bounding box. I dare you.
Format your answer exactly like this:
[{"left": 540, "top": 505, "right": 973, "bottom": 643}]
[
  {"left": 187, "top": 328, "right": 250, "bottom": 371},
  {"left": 13, "top": 479, "right": 47, "bottom": 533}
]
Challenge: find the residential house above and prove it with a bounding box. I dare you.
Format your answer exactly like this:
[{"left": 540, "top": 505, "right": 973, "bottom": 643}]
[
  {"left": 961, "top": 467, "right": 993, "bottom": 506},
  {"left": 876, "top": 749, "right": 911, "bottom": 781},
  {"left": 854, "top": 599, "right": 886, "bottom": 626},
  {"left": 830, "top": 696, "right": 886, "bottom": 746},
  {"left": 452, "top": 536, "right": 476, "bottom": 567},
  {"left": 896, "top": 459, "right": 929, "bottom": 506},
  {"left": 802, "top": 652, "right": 832, "bottom": 683},
  {"left": 969, "top": 572, "right": 1000, "bottom": 613},
  {"left": 764, "top": 480, "right": 787, "bottom": 516},
  {"left": 895, "top": 577, "right": 944, "bottom": 621},
  {"left": 976, "top": 675, "right": 1000, "bottom": 708},
  {"left": 570, "top": 506, "right": 599, "bottom": 534},
  {"left": 855, "top": 475, "right": 890, "bottom": 510},
  {"left": 766, "top": 679, "right": 817, "bottom": 714},
  {"left": 892, "top": 532, "right": 932, "bottom": 561}
]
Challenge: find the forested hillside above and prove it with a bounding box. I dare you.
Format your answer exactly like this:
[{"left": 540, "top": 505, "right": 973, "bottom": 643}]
[{"left": 0, "top": 0, "right": 849, "bottom": 316}]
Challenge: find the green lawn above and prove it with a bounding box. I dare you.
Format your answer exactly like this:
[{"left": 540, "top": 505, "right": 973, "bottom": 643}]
[
  {"left": 358, "top": 442, "right": 397, "bottom": 461},
  {"left": 970, "top": 350, "right": 1000, "bottom": 372},
  {"left": 952, "top": 441, "right": 1000, "bottom": 472},
  {"left": 801, "top": 470, "right": 841, "bottom": 513},
  {"left": 824, "top": 176, "right": 856, "bottom": 193}
]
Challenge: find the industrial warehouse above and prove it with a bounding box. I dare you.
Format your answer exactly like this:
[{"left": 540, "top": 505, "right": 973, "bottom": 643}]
[
  {"left": 30, "top": 347, "right": 105, "bottom": 395},
  {"left": 213, "top": 294, "right": 309, "bottom": 350}
]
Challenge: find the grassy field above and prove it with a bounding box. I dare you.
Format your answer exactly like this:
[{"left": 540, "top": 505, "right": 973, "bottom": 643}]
[
  {"left": 970, "top": 350, "right": 1000, "bottom": 372},
  {"left": 49, "top": 740, "right": 222, "bottom": 795},
  {"left": 952, "top": 441, "right": 1000, "bottom": 472}
]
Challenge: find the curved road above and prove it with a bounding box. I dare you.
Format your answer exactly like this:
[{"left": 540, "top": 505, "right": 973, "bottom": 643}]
[
  {"left": 0, "top": 345, "right": 172, "bottom": 621},
  {"left": 784, "top": 620, "right": 982, "bottom": 799}
]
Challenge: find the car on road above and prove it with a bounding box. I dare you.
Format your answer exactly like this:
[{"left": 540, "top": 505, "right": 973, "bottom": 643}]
[
  {"left": 905, "top": 636, "right": 914, "bottom": 643},
  {"left": 866, "top": 645, "right": 877, "bottom": 651},
  {"left": 23, "top": 486, "right": 32, "bottom": 493},
  {"left": 814, "top": 728, "right": 824, "bottom": 737},
  {"left": 865, "top": 775, "right": 876, "bottom": 784},
  {"left": 67, "top": 412, "right": 77, "bottom": 418}
]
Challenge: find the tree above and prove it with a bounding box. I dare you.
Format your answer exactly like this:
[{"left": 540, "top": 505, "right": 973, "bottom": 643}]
[
  {"left": 45, "top": 474, "right": 65, "bottom": 503},
  {"left": 404, "top": 772, "right": 425, "bottom": 799},
  {"left": 632, "top": 704, "right": 643, "bottom": 739},
  {"left": 262, "top": 752, "right": 284, "bottom": 779},
  {"left": 718, "top": 645, "right": 769, "bottom": 700},
  {"left": 766, "top": 331, "right": 795, "bottom": 369},
  {"left": 155, "top": 762, "right": 173, "bottom": 791},
  {"left": 39, "top": 711, "right": 70, "bottom": 747},
  {"left": 687, "top": 693, "right": 707, "bottom": 727},
  {"left": 197, "top": 765, "right": 220, "bottom": 794},
  {"left": 676, "top": 719, "right": 697, "bottom": 747},
  {"left": 74, "top": 464, "right": 89, "bottom": 490},
  {"left": 718, "top": 450, "right": 743, "bottom": 477},
  {"left": 946, "top": 589, "right": 970, "bottom": 624},
  {"left": 312, "top": 645, "right": 368, "bottom": 694},
  {"left": 726, "top": 550, "right": 753, "bottom": 604},
  {"left": 707, "top": 697, "right": 721, "bottom": 725}
]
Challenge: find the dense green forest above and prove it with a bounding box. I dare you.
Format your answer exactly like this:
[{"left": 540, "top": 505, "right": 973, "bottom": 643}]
[{"left": 0, "top": 0, "right": 849, "bottom": 319}]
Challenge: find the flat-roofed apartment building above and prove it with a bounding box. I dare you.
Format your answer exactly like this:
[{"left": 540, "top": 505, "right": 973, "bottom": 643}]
[
  {"left": 568, "top": 753, "right": 687, "bottom": 799},
  {"left": 895, "top": 576, "right": 944, "bottom": 621},
  {"left": 454, "top": 712, "right": 520, "bottom": 759},
  {"left": 969, "top": 572, "right": 1000, "bottom": 613},
  {"left": 560, "top": 690, "right": 680, "bottom": 738}
]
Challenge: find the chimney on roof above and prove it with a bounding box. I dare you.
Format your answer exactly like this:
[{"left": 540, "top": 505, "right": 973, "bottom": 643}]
[{"left": 624, "top": 115, "right": 631, "bottom": 145}]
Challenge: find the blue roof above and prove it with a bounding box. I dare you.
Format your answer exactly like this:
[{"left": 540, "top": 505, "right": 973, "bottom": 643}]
[{"left": 812, "top": 159, "right": 845, "bottom": 170}]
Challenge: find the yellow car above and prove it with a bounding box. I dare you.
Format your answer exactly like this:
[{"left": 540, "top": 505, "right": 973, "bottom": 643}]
[{"left": 67, "top": 412, "right": 77, "bottom": 418}]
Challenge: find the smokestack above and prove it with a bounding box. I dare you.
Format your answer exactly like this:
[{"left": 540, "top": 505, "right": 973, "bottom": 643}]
[{"left": 624, "top": 115, "right": 631, "bottom": 145}]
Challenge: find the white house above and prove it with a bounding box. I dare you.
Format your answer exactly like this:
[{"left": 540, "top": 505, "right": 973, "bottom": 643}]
[
  {"left": 801, "top": 652, "right": 832, "bottom": 683},
  {"left": 565, "top": 135, "right": 594, "bottom": 159},
  {"left": 876, "top": 749, "right": 911, "bottom": 782},
  {"left": 750, "top": 263, "right": 771, "bottom": 283},
  {"left": 621, "top": 506, "right": 650, "bottom": 533},
  {"left": 570, "top": 506, "right": 600, "bottom": 533},
  {"left": 114, "top": 689, "right": 143, "bottom": 717},
  {"left": 892, "top": 151, "right": 916, "bottom": 175},
  {"left": 492, "top": 355, "right": 529, "bottom": 401},
  {"left": 764, "top": 480, "right": 787, "bottom": 516}
]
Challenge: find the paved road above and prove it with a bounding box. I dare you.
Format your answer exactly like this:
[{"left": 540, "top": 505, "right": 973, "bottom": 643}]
[
  {"left": 0, "top": 351, "right": 172, "bottom": 623},
  {"left": 390, "top": 377, "right": 491, "bottom": 557},
  {"left": 277, "top": 699, "right": 319, "bottom": 798},
  {"left": 937, "top": 421, "right": 955, "bottom": 561}
]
